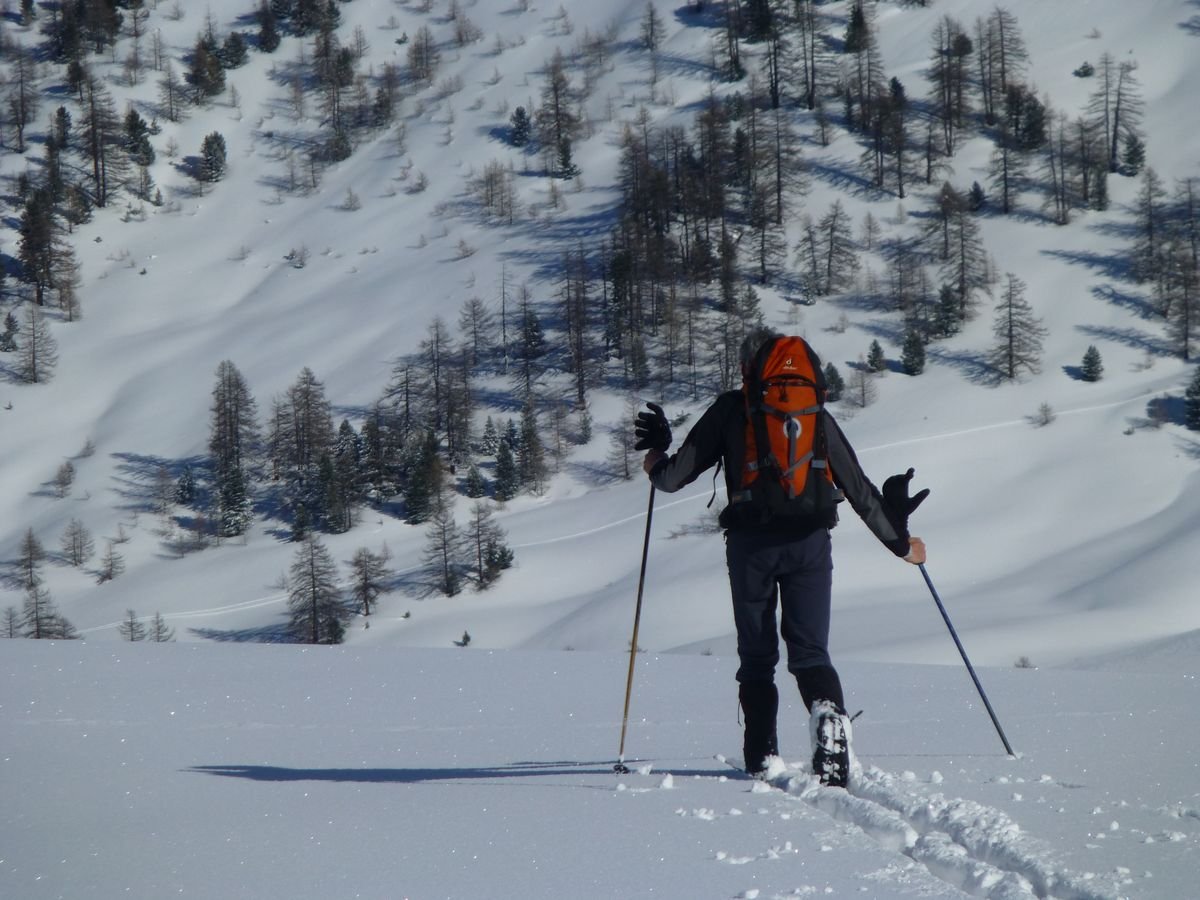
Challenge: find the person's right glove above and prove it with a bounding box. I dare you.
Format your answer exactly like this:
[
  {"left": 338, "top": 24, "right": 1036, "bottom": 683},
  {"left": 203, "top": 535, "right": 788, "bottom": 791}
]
[
  {"left": 633, "top": 402, "right": 672, "bottom": 452},
  {"left": 882, "top": 468, "right": 929, "bottom": 529}
]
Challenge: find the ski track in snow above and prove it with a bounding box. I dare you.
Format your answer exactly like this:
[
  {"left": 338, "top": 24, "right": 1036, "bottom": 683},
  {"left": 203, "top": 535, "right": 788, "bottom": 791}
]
[{"left": 708, "top": 756, "right": 1126, "bottom": 900}]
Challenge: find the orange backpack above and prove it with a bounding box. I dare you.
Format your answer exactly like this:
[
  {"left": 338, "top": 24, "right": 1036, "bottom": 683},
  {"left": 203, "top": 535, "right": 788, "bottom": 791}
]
[{"left": 727, "top": 335, "right": 840, "bottom": 526}]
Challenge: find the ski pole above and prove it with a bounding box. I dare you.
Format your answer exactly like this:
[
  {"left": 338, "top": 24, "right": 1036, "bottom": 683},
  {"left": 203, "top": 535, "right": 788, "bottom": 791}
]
[
  {"left": 614, "top": 485, "right": 656, "bottom": 774},
  {"left": 919, "top": 563, "right": 1015, "bottom": 757}
]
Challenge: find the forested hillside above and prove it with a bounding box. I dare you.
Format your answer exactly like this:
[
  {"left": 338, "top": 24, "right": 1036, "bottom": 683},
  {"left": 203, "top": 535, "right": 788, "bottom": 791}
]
[{"left": 2, "top": 0, "right": 1198, "bottom": 661}]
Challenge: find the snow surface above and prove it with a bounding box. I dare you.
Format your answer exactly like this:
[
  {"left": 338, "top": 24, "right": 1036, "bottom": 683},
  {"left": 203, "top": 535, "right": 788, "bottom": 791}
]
[
  {"left": 4, "top": 641, "right": 1199, "bottom": 899},
  {"left": 3, "top": 0, "right": 1200, "bottom": 896}
]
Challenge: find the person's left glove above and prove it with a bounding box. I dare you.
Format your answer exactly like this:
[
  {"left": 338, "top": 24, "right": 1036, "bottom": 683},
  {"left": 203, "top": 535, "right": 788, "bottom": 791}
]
[
  {"left": 634, "top": 402, "right": 672, "bottom": 452},
  {"left": 882, "top": 468, "right": 929, "bottom": 529}
]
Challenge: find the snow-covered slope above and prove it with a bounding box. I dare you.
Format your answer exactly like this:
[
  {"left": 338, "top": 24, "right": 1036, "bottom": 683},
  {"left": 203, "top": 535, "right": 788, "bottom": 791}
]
[{"left": 1, "top": 4, "right": 1198, "bottom": 663}]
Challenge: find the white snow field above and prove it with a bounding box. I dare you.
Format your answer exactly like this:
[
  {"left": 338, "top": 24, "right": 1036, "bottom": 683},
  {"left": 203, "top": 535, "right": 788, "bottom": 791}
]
[
  {"left": 3, "top": 640, "right": 1198, "bottom": 899},
  {"left": 3, "top": 0, "right": 1200, "bottom": 896}
]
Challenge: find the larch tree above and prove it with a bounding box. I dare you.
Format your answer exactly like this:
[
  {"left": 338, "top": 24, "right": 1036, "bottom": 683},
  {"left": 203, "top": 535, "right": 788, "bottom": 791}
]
[
  {"left": 148, "top": 612, "right": 176, "bottom": 642},
  {"left": 17, "top": 303, "right": 58, "bottom": 384},
  {"left": 465, "top": 502, "right": 513, "bottom": 588},
  {"left": 422, "top": 466, "right": 466, "bottom": 597},
  {"left": 989, "top": 273, "right": 1047, "bottom": 380},
  {"left": 60, "top": 518, "right": 95, "bottom": 566},
  {"left": 537, "top": 50, "right": 580, "bottom": 177},
  {"left": 18, "top": 528, "right": 46, "bottom": 591},
  {"left": 818, "top": 200, "right": 860, "bottom": 295},
  {"left": 927, "top": 15, "right": 973, "bottom": 155},
  {"left": 118, "top": 610, "right": 147, "bottom": 641},
  {"left": 349, "top": 545, "right": 392, "bottom": 616},
  {"left": 287, "top": 534, "right": 346, "bottom": 644},
  {"left": 78, "top": 75, "right": 126, "bottom": 207},
  {"left": 22, "top": 583, "right": 76, "bottom": 639}
]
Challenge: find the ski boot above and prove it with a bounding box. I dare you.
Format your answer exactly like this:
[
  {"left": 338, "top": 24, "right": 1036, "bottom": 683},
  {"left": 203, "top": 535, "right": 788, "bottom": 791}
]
[
  {"left": 809, "top": 699, "right": 852, "bottom": 788},
  {"left": 739, "top": 681, "right": 779, "bottom": 777}
]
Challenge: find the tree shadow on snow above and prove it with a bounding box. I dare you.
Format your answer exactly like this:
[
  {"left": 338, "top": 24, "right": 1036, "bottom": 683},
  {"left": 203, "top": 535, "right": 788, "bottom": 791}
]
[
  {"left": 186, "top": 760, "right": 625, "bottom": 786},
  {"left": 189, "top": 623, "right": 294, "bottom": 643},
  {"left": 187, "top": 763, "right": 729, "bottom": 787}
]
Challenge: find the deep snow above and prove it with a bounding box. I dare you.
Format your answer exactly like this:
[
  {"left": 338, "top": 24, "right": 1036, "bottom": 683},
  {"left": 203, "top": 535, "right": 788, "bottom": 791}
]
[
  {"left": 3, "top": 640, "right": 1198, "bottom": 899},
  {"left": 3, "top": 0, "right": 1200, "bottom": 896}
]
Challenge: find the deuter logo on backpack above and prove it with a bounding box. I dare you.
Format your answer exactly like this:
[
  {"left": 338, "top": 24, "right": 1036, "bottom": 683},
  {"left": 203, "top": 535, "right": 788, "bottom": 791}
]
[{"left": 721, "top": 336, "right": 841, "bottom": 528}]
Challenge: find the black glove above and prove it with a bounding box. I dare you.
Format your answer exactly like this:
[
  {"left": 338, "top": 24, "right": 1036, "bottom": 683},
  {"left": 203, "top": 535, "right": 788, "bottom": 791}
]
[
  {"left": 633, "top": 402, "right": 671, "bottom": 452},
  {"left": 882, "top": 468, "right": 929, "bottom": 528}
]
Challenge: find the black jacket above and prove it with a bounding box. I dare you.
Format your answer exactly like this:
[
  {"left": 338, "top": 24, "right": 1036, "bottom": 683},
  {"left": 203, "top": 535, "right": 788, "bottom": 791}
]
[{"left": 648, "top": 390, "right": 911, "bottom": 557}]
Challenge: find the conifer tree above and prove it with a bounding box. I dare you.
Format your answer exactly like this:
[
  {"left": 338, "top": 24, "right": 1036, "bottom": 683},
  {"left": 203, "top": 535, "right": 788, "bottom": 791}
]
[
  {"left": 19, "top": 528, "right": 46, "bottom": 591},
  {"left": 22, "top": 583, "right": 76, "bottom": 639},
  {"left": 479, "top": 417, "right": 500, "bottom": 456},
  {"left": 1130, "top": 167, "right": 1168, "bottom": 294},
  {"left": 1183, "top": 366, "right": 1200, "bottom": 431},
  {"left": 18, "top": 189, "right": 60, "bottom": 307},
  {"left": 423, "top": 467, "right": 465, "bottom": 597},
  {"left": 493, "top": 437, "right": 519, "bottom": 502},
  {"left": 902, "top": 329, "right": 926, "bottom": 375},
  {"left": 198, "top": 131, "right": 227, "bottom": 183},
  {"left": 402, "top": 432, "right": 440, "bottom": 524},
  {"left": 149, "top": 612, "right": 176, "bottom": 642},
  {"left": 218, "top": 465, "right": 252, "bottom": 537},
  {"left": 536, "top": 49, "right": 579, "bottom": 173},
  {"left": 119, "top": 610, "right": 147, "bottom": 641},
  {"left": 97, "top": 541, "right": 125, "bottom": 583},
  {"left": 823, "top": 363, "right": 845, "bottom": 402},
  {"left": 517, "top": 401, "right": 548, "bottom": 494},
  {"left": 640, "top": 1, "right": 665, "bottom": 51},
  {"left": 508, "top": 106, "right": 531, "bottom": 147},
  {"left": 60, "top": 518, "right": 95, "bottom": 567},
  {"left": 175, "top": 465, "right": 197, "bottom": 506},
  {"left": 464, "top": 464, "right": 487, "bottom": 499},
  {"left": 288, "top": 535, "right": 346, "bottom": 644},
  {"left": 818, "top": 200, "right": 860, "bottom": 295},
  {"left": 186, "top": 36, "right": 225, "bottom": 101},
  {"left": 0, "top": 311, "right": 18, "bottom": 352},
  {"left": 866, "top": 339, "right": 886, "bottom": 373},
  {"left": 210, "top": 360, "right": 259, "bottom": 536},
  {"left": 466, "top": 502, "right": 513, "bottom": 588},
  {"left": 1080, "top": 345, "right": 1104, "bottom": 382},
  {"left": 847, "top": 359, "right": 878, "bottom": 409},
  {"left": 257, "top": 1, "right": 281, "bottom": 53},
  {"left": 4, "top": 607, "right": 20, "bottom": 639},
  {"left": 78, "top": 76, "right": 126, "bottom": 207},
  {"left": 990, "top": 273, "right": 1047, "bottom": 380},
  {"left": 349, "top": 545, "right": 392, "bottom": 616}
]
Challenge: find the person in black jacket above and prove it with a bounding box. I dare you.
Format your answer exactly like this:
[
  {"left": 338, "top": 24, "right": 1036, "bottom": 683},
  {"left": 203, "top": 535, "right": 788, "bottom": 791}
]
[{"left": 636, "top": 327, "right": 927, "bottom": 785}]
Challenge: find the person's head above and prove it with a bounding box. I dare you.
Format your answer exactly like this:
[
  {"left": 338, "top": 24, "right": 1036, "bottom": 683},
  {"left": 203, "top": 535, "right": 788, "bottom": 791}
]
[{"left": 739, "top": 325, "right": 782, "bottom": 377}]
